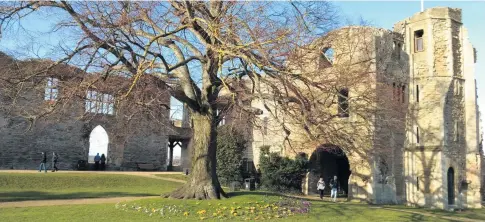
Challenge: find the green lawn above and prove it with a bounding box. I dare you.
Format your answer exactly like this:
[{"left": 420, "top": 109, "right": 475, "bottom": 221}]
[
  {"left": 0, "top": 173, "right": 482, "bottom": 221},
  {"left": 0, "top": 173, "right": 180, "bottom": 202},
  {"left": 384, "top": 204, "right": 485, "bottom": 221},
  {"left": 154, "top": 173, "right": 189, "bottom": 181},
  {"left": 0, "top": 193, "right": 449, "bottom": 222}
]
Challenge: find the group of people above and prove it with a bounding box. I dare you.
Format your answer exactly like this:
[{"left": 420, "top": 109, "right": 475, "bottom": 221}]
[
  {"left": 317, "top": 175, "right": 340, "bottom": 202},
  {"left": 38, "top": 152, "right": 59, "bottom": 173},
  {"left": 38, "top": 152, "right": 107, "bottom": 172},
  {"left": 93, "top": 153, "right": 106, "bottom": 170}
]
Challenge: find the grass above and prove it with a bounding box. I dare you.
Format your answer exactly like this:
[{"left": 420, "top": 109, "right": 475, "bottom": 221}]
[
  {"left": 0, "top": 173, "right": 180, "bottom": 202},
  {"left": 0, "top": 173, "right": 482, "bottom": 221},
  {"left": 153, "top": 173, "right": 189, "bottom": 181},
  {"left": 0, "top": 192, "right": 450, "bottom": 222},
  {"left": 384, "top": 204, "right": 485, "bottom": 221}
]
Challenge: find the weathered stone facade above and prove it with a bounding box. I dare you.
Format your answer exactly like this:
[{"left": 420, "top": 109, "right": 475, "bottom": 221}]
[
  {"left": 0, "top": 53, "right": 190, "bottom": 171},
  {"left": 246, "top": 7, "right": 481, "bottom": 209}
]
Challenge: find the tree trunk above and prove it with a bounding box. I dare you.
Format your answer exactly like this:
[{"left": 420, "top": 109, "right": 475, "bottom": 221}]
[{"left": 164, "top": 112, "right": 227, "bottom": 199}]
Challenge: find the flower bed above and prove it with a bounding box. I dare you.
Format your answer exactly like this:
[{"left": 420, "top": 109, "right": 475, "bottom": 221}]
[{"left": 115, "top": 196, "right": 311, "bottom": 220}]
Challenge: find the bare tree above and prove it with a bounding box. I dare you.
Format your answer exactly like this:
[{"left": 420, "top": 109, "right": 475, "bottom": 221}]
[{"left": 0, "top": 1, "right": 337, "bottom": 199}]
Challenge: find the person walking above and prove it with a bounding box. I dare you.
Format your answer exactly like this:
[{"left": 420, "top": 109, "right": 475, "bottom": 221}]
[
  {"left": 317, "top": 177, "right": 326, "bottom": 199},
  {"left": 39, "top": 152, "right": 47, "bottom": 173},
  {"left": 51, "top": 152, "right": 59, "bottom": 172},
  {"left": 330, "top": 175, "right": 339, "bottom": 202},
  {"left": 94, "top": 153, "right": 101, "bottom": 171},
  {"left": 100, "top": 154, "right": 106, "bottom": 171}
]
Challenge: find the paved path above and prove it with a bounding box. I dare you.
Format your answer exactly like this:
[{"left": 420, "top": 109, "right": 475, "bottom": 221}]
[
  {"left": 0, "top": 170, "right": 186, "bottom": 183},
  {"left": 0, "top": 196, "right": 159, "bottom": 208}
]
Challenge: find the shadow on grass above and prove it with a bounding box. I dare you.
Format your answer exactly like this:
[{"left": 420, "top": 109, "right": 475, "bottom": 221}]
[
  {"left": 226, "top": 191, "right": 284, "bottom": 198},
  {"left": 0, "top": 191, "right": 156, "bottom": 202},
  {"left": 384, "top": 205, "right": 485, "bottom": 221}
]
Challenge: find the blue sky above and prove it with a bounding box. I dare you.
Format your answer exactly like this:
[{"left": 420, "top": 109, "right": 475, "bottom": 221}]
[{"left": 1, "top": 1, "right": 484, "bottom": 125}]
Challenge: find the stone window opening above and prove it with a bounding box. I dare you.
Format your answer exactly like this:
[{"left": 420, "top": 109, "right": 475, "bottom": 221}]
[
  {"left": 377, "top": 157, "right": 389, "bottom": 184},
  {"left": 320, "top": 47, "right": 334, "bottom": 68},
  {"left": 416, "top": 176, "right": 420, "bottom": 191},
  {"left": 454, "top": 80, "right": 463, "bottom": 96},
  {"left": 337, "top": 88, "right": 349, "bottom": 118},
  {"left": 393, "top": 41, "right": 402, "bottom": 59},
  {"left": 416, "top": 85, "right": 420, "bottom": 103},
  {"left": 44, "top": 77, "right": 59, "bottom": 102},
  {"left": 85, "top": 90, "right": 114, "bottom": 115},
  {"left": 397, "top": 84, "right": 401, "bottom": 103},
  {"left": 416, "top": 127, "right": 420, "bottom": 144},
  {"left": 414, "top": 30, "right": 424, "bottom": 52}
]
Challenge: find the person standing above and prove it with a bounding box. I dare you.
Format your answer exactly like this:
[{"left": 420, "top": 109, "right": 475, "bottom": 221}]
[
  {"left": 317, "top": 177, "right": 326, "bottom": 199},
  {"left": 330, "top": 175, "right": 339, "bottom": 202},
  {"left": 51, "top": 152, "right": 59, "bottom": 172},
  {"left": 100, "top": 154, "right": 106, "bottom": 171},
  {"left": 39, "top": 152, "right": 47, "bottom": 173},
  {"left": 94, "top": 153, "right": 101, "bottom": 170}
]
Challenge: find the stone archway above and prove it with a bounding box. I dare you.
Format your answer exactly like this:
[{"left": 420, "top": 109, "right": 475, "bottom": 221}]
[
  {"left": 304, "top": 144, "right": 351, "bottom": 196},
  {"left": 88, "top": 125, "right": 109, "bottom": 163}
]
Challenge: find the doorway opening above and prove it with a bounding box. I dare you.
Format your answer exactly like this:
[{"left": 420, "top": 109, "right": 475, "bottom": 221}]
[
  {"left": 88, "top": 125, "right": 109, "bottom": 163},
  {"left": 309, "top": 145, "right": 351, "bottom": 195},
  {"left": 447, "top": 167, "right": 455, "bottom": 205}
]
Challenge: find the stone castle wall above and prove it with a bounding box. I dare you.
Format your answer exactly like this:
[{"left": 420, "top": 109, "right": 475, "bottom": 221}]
[{"left": 0, "top": 54, "right": 171, "bottom": 170}]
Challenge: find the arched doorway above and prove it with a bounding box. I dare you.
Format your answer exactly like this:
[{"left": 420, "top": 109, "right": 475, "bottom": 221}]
[
  {"left": 88, "top": 125, "right": 109, "bottom": 163},
  {"left": 447, "top": 167, "right": 455, "bottom": 205},
  {"left": 308, "top": 145, "right": 351, "bottom": 195}
]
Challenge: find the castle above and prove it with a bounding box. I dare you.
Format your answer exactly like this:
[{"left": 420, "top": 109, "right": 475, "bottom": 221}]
[
  {"left": 247, "top": 7, "right": 482, "bottom": 209},
  {"left": 0, "top": 7, "right": 481, "bottom": 209}
]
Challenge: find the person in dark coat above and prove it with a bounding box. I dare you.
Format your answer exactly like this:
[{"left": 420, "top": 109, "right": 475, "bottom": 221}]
[
  {"left": 100, "top": 154, "right": 106, "bottom": 170},
  {"left": 39, "top": 152, "right": 47, "bottom": 173},
  {"left": 51, "top": 152, "right": 59, "bottom": 172},
  {"left": 94, "top": 153, "right": 101, "bottom": 170},
  {"left": 330, "top": 175, "right": 339, "bottom": 202}
]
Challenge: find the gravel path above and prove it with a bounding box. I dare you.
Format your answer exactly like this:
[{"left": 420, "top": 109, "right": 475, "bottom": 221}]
[{"left": 0, "top": 196, "right": 159, "bottom": 208}]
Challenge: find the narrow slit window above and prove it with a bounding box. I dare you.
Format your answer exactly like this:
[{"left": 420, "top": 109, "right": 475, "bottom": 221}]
[
  {"left": 414, "top": 30, "right": 424, "bottom": 52},
  {"left": 416, "top": 127, "right": 420, "bottom": 144},
  {"left": 397, "top": 84, "right": 401, "bottom": 103},
  {"left": 417, "top": 177, "right": 420, "bottom": 190},
  {"left": 416, "top": 85, "right": 420, "bottom": 103},
  {"left": 393, "top": 41, "right": 402, "bottom": 59}
]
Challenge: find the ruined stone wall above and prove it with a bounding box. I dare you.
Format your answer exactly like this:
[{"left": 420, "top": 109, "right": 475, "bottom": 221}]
[{"left": 0, "top": 55, "right": 171, "bottom": 170}]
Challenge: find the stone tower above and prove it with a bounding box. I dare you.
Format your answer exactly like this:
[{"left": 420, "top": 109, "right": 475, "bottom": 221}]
[{"left": 394, "top": 7, "right": 481, "bottom": 209}]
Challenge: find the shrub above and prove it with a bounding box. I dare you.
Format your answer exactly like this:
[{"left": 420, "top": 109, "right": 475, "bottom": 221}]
[
  {"left": 216, "top": 125, "right": 247, "bottom": 186},
  {"left": 259, "top": 146, "right": 308, "bottom": 192}
]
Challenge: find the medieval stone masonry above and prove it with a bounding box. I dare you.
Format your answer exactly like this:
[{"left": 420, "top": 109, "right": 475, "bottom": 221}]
[
  {"left": 0, "top": 7, "right": 481, "bottom": 210},
  {"left": 0, "top": 52, "right": 191, "bottom": 171},
  {"left": 249, "top": 7, "right": 482, "bottom": 209}
]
